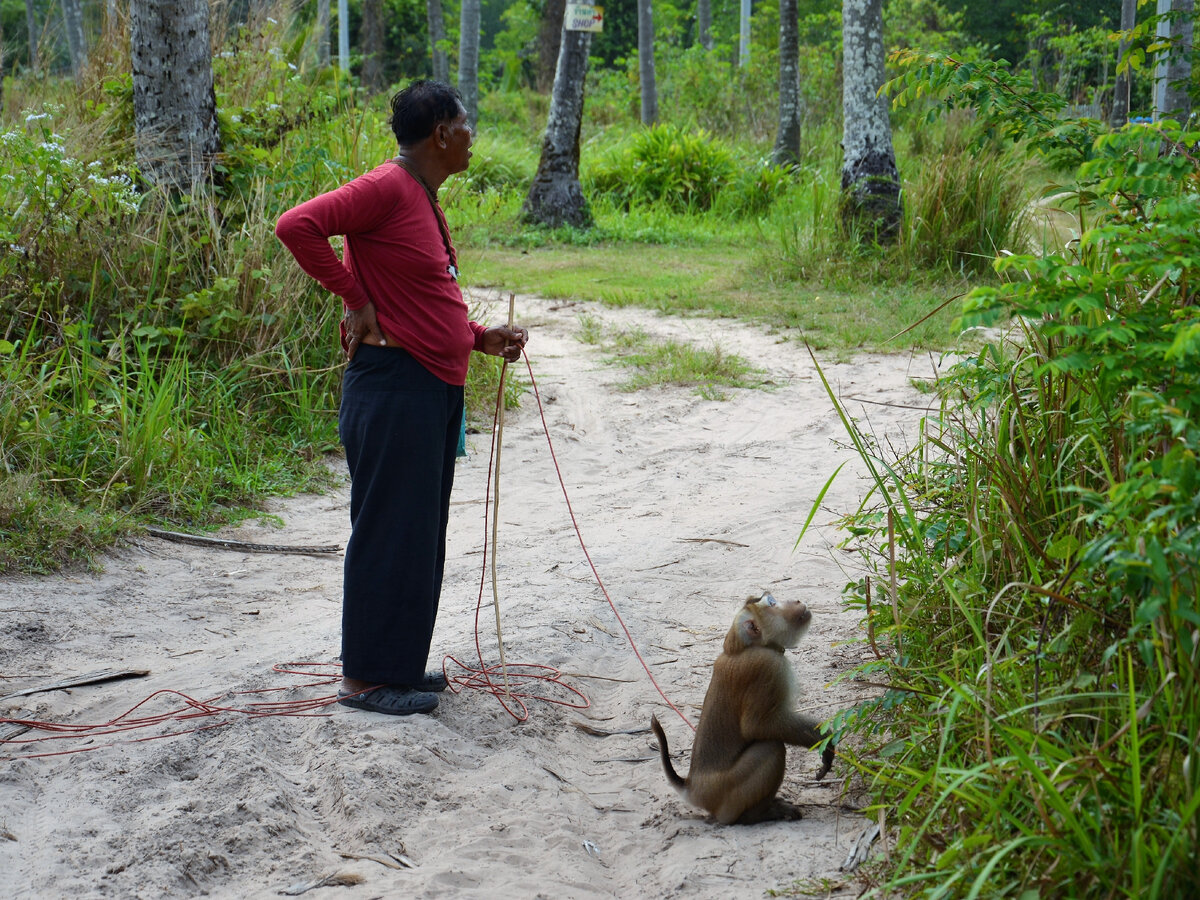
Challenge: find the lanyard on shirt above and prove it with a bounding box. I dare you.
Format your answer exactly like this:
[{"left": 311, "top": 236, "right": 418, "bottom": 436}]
[{"left": 391, "top": 159, "right": 459, "bottom": 282}]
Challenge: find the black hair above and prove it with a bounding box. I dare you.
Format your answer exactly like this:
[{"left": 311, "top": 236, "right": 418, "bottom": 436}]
[{"left": 389, "top": 80, "right": 464, "bottom": 146}]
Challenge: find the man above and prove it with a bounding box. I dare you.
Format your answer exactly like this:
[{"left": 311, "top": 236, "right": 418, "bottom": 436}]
[{"left": 276, "top": 80, "right": 527, "bottom": 716}]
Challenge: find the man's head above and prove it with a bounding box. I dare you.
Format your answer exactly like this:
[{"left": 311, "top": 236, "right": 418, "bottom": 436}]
[{"left": 390, "top": 80, "right": 465, "bottom": 147}]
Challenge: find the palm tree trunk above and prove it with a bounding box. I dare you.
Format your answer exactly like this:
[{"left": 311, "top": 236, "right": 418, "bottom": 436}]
[
  {"left": 338, "top": 0, "right": 349, "bottom": 70},
  {"left": 523, "top": 28, "right": 593, "bottom": 228},
  {"left": 459, "top": 0, "right": 481, "bottom": 128},
  {"left": 840, "top": 0, "right": 901, "bottom": 242},
  {"left": 638, "top": 0, "right": 658, "bottom": 124},
  {"left": 317, "top": 0, "right": 331, "bottom": 67},
  {"left": 62, "top": 0, "right": 87, "bottom": 76},
  {"left": 772, "top": 0, "right": 801, "bottom": 165},
  {"left": 24, "top": 0, "right": 40, "bottom": 73},
  {"left": 360, "top": 0, "right": 384, "bottom": 94},
  {"left": 1110, "top": 0, "right": 1136, "bottom": 128},
  {"left": 1155, "top": 0, "right": 1194, "bottom": 122},
  {"left": 130, "top": 0, "right": 221, "bottom": 192},
  {"left": 697, "top": 0, "right": 712, "bottom": 50},
  {"left": 738, "top": 0, "right": 750, "bottom": 66},
  {"left": 427, "top": 0, "right": 448, "bottom": 82}
]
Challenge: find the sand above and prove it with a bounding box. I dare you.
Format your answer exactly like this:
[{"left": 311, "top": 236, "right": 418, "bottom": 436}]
[{"left": 1, "top": 293, "right": 939, "bottom": 899}]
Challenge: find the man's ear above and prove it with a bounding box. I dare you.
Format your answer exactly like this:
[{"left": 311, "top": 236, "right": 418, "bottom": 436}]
[{"left": 434, "top": 123, "right": 449, "bottom": 147}]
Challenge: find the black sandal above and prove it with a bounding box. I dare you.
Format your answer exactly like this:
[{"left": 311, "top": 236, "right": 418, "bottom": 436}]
[
  {"left": 410, "top": 671, "right": 449, "bottom": 692},
  {"left": 337, "top": 685, "right": 439, "bottom": 716}
]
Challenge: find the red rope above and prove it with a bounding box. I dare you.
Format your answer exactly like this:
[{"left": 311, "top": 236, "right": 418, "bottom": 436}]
[
  {"left": 443, "top": 349, "right": 694, "bottom": 731},
  {"left": 0, "top": 662, "right": 344, "bottom": 760}
]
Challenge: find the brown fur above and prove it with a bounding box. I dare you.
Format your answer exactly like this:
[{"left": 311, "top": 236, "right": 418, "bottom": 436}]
[{"left": 650, "top": 593, "right": 834, "bottom": 824}]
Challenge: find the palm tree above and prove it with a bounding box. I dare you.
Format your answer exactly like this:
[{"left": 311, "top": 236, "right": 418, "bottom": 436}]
[
  {"left": 459, "top": 0, "right": 481, "bottom": 128},
  {"left": 840, "top": 0, "right": 901, "bottom": 242},
  {"left": 360, "top": 0, "right": 385, "bottom": 94},
  {"left": 130, "top": 0, "right": 221, "bottom": 192},
  {"left": 1110, "top": 0, "right": 1136, "bottom": 128},
  {"left": 338, "top": 0, "right": 349, "bottom": 70},
  {"left": 317, "top": 0, "right": 331, "bottom": 67},
  {"left": 24, "top": 0, "right": 40, "bottom": 74},
  {"left": 772, "top": 0, "right": 801, "bottom": 166},
  {"left": 427, "top": 0, "right": 449, "bottom": 83},
  {"left": 739, "top": 0, "right": 750, "bottom": 66},
  {"left": 523, "top": 28, "right": 593, "bottom": 228},
  {"left": 1155, "top": 0, "right": 1194, "bottom": 122},
  {"left": 536, "top": 0, "right": 566, "bottom": 91},
  {"left": 62, "top": 0, "right": 87, "bottom": 76},
  {"left": 638, "top": 0, "right": 658, "bottom": 124},
  {"left": 697, "top": 0, "right": 712, "bottom": 51}
]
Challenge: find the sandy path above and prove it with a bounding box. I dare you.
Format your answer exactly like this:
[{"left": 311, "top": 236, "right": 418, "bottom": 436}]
[{"left": 1, "top": 293, "right": 937, "bottom": 899}]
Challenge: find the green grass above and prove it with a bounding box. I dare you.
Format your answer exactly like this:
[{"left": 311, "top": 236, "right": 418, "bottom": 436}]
[
  {"left": 575, "top": 313, "right": 765, "bottom": 399},
  {"left": 463, "top": 241, "right": 964, "bottom": 352}
]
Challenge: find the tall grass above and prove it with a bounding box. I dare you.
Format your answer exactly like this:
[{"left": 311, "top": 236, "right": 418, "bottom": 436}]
[
  {"left": 824, "top": 58, "right": 1200, "bottom": 898},
  {"left": 772, "top": 113, "right": 1030, "bottom": 285}
]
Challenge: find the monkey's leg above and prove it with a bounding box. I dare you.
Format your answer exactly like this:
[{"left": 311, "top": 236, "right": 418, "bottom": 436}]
[{"left": 701, "top": 741, "right": 787, "bottom": 825}]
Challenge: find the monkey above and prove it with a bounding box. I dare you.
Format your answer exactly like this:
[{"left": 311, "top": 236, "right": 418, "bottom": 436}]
[{"left": 650, "top": 592, "right": 835, "bottom": 825}]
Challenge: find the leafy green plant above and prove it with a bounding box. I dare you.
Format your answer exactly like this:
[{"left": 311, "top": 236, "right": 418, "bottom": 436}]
[
  {"left": 827, "top": 55, "right": 1200, "bottom": 900},
  {"left": 586, "top": 123, "right": 737, "bottom": 212}
]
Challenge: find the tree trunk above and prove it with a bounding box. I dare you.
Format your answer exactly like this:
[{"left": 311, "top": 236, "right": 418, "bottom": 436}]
[
  {"left": 536, "top": 0, "right": 566, "bottom": 92},
  {"left": 772, "top": 0, "right": 801, "bottom": 165},
  {"left": 338, "top": 0, "right": 350, "bottom": 70},
  {"left": 62, "top": 0, "right": 87, "bottom": 76},
  {"left": 638, "top": 0, "right": 658, "bottom": 124},
  {"left": 360, "top": 0, "right": 385, "bottom": 94},
  {"left": 523, "top": 28, "right": 593, "bottom": 228},
  {"left": 427, "top": 0, "right": 448, "bottom": 82},
  {"left": 130, "top": 0, "right": 221, "bottom": 192},
  {"left": 459, "top": 0, "right": 481, "bottom": 128},
  {"left": 1156, "top": 0, "right": 1194, "bottom": 122},
  {"left": 105, "top": 0, "right": 120, "bottom": 36},
  {"left": 840, "top": 0, "right": 901, "bottom": 242},
  {"left": 317, "top": 0, "right": 331, "bottom": 67},
  {"left": 697, "top": 0, "right": 712, "bottom": 51},
  {"left": 739, "top": 0, "right": 750, "bottom": 66},
  {"left": 24, "top": 0, "right": 39, "bottom": 73},
  {"left": 1110, "top": 0, "right": 1136, "bottom": 127}
]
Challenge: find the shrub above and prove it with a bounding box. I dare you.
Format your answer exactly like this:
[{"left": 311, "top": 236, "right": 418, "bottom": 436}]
[
  {"left": 831, "top": 53, "right": 1200, "bottom": 899},
  {"left": 586, "top": 123, "right": 736, "bottom": 212}
]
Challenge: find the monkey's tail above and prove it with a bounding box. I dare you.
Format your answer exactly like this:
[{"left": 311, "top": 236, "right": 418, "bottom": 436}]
[{"left": 650, "top": 714, "right": 687, "bottom": 790}]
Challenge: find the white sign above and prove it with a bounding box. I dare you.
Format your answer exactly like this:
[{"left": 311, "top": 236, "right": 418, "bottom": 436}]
[{"left": 565, "top": 3, "right": 604, "bottom": 32}]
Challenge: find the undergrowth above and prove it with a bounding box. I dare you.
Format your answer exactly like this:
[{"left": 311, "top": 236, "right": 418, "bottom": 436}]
[{"left": 826, "top": 54, "right": 1200, "bottom": 899}]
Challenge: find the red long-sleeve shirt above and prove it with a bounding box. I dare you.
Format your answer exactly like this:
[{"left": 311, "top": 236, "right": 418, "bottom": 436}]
[{"left": 275, "top": 161, "right": 486, "bottom": 385}]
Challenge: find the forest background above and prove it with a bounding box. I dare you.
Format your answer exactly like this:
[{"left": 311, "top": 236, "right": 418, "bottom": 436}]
[{"left": 2, "top": 0, "right": 1198, "bottom": 897}]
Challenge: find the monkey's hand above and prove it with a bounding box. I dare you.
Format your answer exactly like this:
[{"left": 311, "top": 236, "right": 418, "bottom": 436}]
[{"left": 816, "top": 734, "right": 836, "bottom": 780}]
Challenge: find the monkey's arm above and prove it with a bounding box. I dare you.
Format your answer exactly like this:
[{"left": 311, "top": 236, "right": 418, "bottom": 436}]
[{"left": 742, "top": 700, "right": 836, "bottom": 779}]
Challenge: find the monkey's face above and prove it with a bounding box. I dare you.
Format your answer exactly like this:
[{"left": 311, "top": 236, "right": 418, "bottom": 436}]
[{"left": 732, "top": 593, "right": 812, "bottom": 651}]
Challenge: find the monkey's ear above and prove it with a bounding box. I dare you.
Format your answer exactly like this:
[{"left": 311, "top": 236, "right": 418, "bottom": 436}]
[{"left": 740, "top": 615, "right": 762, "bottom": 645}]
